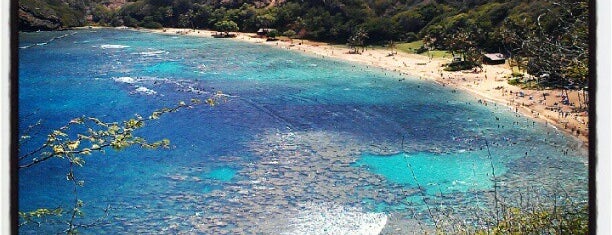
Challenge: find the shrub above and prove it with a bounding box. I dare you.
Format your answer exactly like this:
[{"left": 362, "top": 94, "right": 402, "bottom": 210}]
[
  {"left": 214, "top": 20, "right": 239, "bottom": 35},
  {"left": 508, "top": 78, "right": 521, "bottom": 85},
  {"left": 267, "top": 29, "right": 279, "bottom": 38},
  {"left": 415, "top": 45, "right": 428, "bottom": 54},
  {"left": 473, "top": 205, "right": 588, "bottom": 234},
  {"left": 122, "top": 16, "right": 140, "bottom": 27},
  {"left": 444, "top": 61, "right": 478, "bottom": 71},
  {"left": 140, "top": 21, "right": 163, "bottom": 29},
  {"left": 511, "top": 71, "right": 524, "bottom": 77},
  {"left": 403, "top": 32, "right": 418, "bottom": 42},
  {"left": 283, "top": 29, "right": 296, "bottom": 38}
]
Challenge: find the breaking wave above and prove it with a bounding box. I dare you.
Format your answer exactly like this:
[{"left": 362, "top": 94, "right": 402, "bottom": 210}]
[
  {"left": 282, "top": 202, "right": 387, "bottom": 235},
  {"left": 134, "top": 86, "right": 157, "bottom": 95},
  {"left": 113, "top": 76, "right": 136, "bottom": 84},
  {"left": 100, "top": 44, "right": 130, "bottom": 49}
]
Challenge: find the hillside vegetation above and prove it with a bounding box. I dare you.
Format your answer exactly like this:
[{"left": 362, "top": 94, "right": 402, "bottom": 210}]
[
  {"left": 18, "top": 0, "right": 88, "bottom": 30},
  {"left": 19, "top": 0, "right": 589, "bottom": 87}
]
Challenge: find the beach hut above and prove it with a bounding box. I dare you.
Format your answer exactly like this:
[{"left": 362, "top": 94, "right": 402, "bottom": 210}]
[
  {"left": 257, "top": 28, "right": 275, "bottom": 37},
  {"left": 482, "top": 53, "right": 506, "bottom": 65}
]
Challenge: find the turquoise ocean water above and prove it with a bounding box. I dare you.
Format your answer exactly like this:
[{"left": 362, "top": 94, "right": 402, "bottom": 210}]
[{"left": 18, "top": 29, "right": 588, "bottom": 233}]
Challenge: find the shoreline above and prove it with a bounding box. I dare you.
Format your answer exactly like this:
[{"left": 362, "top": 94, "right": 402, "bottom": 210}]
[{"left": 119, "top": 27, "right": 589, "bottom": 148}]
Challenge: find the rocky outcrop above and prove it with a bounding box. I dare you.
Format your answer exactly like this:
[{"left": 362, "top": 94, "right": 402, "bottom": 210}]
[
  {"left": 18, "top": 6, "right": 63, "bottom": 31},
  {"left": 18, "top": 0, "right": 89, "bottom": 31}
]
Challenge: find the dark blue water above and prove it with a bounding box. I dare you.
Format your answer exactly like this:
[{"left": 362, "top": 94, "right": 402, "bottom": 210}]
[{"left": 18, "top": 29, "right": 588, "bottom": 233}]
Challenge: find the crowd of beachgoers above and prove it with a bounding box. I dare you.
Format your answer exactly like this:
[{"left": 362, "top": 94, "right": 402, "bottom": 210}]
[{"left": 131, "top": 27, "right": 589, "bottom": 147}]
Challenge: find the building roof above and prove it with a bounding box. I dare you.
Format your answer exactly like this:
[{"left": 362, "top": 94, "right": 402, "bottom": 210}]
[
  {"left": 483, "top": 53, "right": 506, "bottom": 61},
  {"left": 257, "top": 28, "right": 275, "bottom": 33}
]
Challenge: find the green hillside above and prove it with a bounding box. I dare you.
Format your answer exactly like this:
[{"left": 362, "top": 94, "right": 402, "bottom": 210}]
[{"left": 18, "top": 0, "right": 589, "bottom": 88}]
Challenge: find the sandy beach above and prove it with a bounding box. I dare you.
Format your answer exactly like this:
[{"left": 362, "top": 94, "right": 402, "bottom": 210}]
[{"left": 140, "top": 27, "right": 589, "bottom": 146}]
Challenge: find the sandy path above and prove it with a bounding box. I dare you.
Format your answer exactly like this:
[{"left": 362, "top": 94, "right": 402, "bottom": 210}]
[{"left": 141, "top": 27, "right": 589, "bottom": 146}]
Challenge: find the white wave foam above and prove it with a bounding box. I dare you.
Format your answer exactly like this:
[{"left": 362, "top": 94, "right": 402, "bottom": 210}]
[
  {"left": 134, "top": 86, "right": 157, "bottom": 95},
  {"left": 113, "top": 76, "right": 136, "bottom": 84},
  {"left": 282, "top": 202, "right": 387, "bottom": 235},
  {"left": 132, "top": 50, "right": 167, "bottom": 57},
  {"left": 100, "top": 44, "right": 130, "bottom": 49}
]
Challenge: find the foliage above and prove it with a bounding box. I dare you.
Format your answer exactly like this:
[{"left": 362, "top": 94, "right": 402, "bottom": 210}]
[
  {"left": 90, "top": 5, "right": 114, "bottom": 26},
  {"left": 283, "top": 29, "right": 296, "bottom": 38},
  {"left": 214, "top": 20, "right": 239, "bottom": 35},
  {"left": 472, "top": 205, "right": 588, "bottom": 234},
  {"left": 141, "top": 20, "right": 164, "bottom": 29},
  {"left": 360, "top": 17, "right": 397, "bottom": 44},
  {"left": 508, "top": 78, "right": 521, "bottom": 86},
  {"left": 266, "top": 29, "right": 279, "bottom": 38},
  {"left": 392, "top": 10, "right": 425, "bottom": 35},
  {"left": 256, "top": 13, "right": 276, "bottom": 28},
  {"left": 18, "top": 93, "right": 225, "bottom": 233},
  {"left": 29, "top": 0, "right": 587, "bottom": 87},
  {"left": 25, "top": 0, "right": 589, "bottom": 74},
  {"left": 18, "top": 208, "right": 64, "bottom": 227},
  {"left": 521, "top": 1, "right": 589, "bottom": 88},
  {"left": 444, "top": 60, "right": 478, "bottom": 71},
  {"left": 511, "top": 71, "right": 524, "bottom": 78},
  {"left": 348, "top": 28, "right": 368, "bottom": 54},
  {"left": 19, "top": 0, "right": 87, "bottom": 30}
]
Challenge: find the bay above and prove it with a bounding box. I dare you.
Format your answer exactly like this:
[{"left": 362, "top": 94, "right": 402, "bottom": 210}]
[{"left": 18, "top": 28, "right": 588, "bottom": 233}]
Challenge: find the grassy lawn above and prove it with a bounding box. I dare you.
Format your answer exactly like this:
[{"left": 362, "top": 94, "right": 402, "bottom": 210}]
[
  {"left": 397, "top": 41, "right": 452, "bottom": 59},
  {"left": 396, "top": 41, "right": 423, "bottom": 53},
  {"left": 425, "top": 50, "right": 452, "bottom": 59}
]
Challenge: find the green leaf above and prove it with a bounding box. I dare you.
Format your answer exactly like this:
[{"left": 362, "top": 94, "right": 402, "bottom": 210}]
[
  {"left": 69, "top": 117, "right": 84, "bottom": 124},
  {"left": 67, "top": 141, "right": 80, "bottom": 151},
  {"left": 125, "top": 119, "right": 144, "bottom": 129},
  {"left": 53, "top": 130, "right": 68, "bottom": 137},
  {"left": 89, "top": 117, "right": 103, "bottom": 125},
  {"left": 53, "top": 145, "right": 65, "bottom": 155},
  {"left": 20, "top": 208, "right": 63, "bottom": 219},
  {"left": 108, "top": 125, "right": 120, "bottom": 135},
  {"left": 72, "top": 157, "right": 85, "bottom": 167},
  {"left": 150, "top": 111, "right": 161, "bottom": 120}
]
